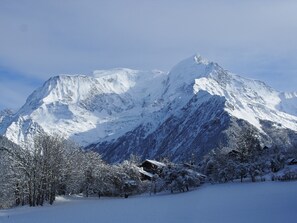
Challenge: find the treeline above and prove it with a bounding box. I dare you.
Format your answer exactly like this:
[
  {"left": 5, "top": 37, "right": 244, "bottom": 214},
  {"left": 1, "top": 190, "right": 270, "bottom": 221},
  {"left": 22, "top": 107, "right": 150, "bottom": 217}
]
[
  {"left": 2, "top": 129, "right": 296, "bottom": 208},
  {"left": 151, "top": 163, "right": 205, "bottom": 194},
  {"left": 200, "top": 129, "right": 297, "bottom": 183},
  {"left": 0, "top": 135, "right": 146, "bottom": 208},
  {"left": 0, "top": 134, "right": 204, "bottom": 209}
]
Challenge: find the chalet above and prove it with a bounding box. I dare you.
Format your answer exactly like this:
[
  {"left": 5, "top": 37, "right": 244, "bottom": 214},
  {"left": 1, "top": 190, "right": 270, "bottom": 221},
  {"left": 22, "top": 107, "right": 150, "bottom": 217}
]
[
  {"left": 140, "top": 159, "right": 166, "bottom": 175},
  {"left": 137, "top": 159, "right": 206, "bottom": 186}
]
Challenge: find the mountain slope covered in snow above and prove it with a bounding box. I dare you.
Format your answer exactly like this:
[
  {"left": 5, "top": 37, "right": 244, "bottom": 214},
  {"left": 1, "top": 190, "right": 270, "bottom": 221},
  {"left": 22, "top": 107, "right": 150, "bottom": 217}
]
[
  {"left": 1, "top": 54, "right": 297, "bottom": 161},
  {"left": 90, "top": 55, "right": 297, "bottom": 162},
  {"left": 0, "top": 69, "right": 167, "bottom": 147}
]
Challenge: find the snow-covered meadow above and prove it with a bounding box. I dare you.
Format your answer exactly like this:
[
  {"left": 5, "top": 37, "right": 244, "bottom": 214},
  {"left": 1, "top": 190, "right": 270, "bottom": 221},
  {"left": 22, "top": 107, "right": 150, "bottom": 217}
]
[{"left": 1, "top": 181, "right": 296, "bottom": 223}]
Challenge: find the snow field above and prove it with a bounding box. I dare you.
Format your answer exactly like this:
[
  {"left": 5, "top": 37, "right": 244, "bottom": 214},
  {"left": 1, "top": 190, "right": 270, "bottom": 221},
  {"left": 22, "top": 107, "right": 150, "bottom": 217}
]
[{"left": 1, "top": 181, "right": 296, "bottom": 223}]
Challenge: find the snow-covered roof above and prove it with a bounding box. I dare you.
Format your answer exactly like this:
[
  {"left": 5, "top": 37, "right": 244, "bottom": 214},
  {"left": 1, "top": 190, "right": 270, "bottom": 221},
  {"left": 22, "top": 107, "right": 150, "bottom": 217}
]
[
  {"left": 137, "top": 167, "right": 154, "bottom": 178},
  {"left": 144, "top": 159, "right": 166, "bottom": 168}
]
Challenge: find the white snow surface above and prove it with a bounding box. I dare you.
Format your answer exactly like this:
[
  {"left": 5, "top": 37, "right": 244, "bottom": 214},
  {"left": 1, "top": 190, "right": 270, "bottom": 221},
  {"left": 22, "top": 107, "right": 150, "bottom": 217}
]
[
  {"left": 1, "top": 54, "right": 297, "bottom": 147},
  {"left": 1, "top": 181, "right": 296, "bottom": 223}
]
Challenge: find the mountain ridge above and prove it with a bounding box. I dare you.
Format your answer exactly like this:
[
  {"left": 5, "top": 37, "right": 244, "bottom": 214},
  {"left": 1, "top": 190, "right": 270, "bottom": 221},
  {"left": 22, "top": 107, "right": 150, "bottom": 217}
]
[{"left": 1, "top": 54, "right": 297, "bottom": 161}]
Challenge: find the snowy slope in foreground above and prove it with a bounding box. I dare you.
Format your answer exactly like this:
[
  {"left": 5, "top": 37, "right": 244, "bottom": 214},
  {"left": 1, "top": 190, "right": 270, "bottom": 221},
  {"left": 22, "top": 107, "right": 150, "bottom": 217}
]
[{"left": 1, "top": 181, "right": 297, "bottom": 223}]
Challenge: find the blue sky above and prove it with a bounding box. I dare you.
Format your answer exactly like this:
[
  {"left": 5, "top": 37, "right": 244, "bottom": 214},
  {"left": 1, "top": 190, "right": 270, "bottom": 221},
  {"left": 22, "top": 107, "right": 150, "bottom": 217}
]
[{"left": 1, "top": 0, "right": 297, "bottom": 110}]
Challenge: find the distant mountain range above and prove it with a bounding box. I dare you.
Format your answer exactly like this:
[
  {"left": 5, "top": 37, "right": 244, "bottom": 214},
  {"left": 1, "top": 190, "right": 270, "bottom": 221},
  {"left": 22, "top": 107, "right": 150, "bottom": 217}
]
[{"left": 1, "top": 54, "right": 297, "bottom": 162}]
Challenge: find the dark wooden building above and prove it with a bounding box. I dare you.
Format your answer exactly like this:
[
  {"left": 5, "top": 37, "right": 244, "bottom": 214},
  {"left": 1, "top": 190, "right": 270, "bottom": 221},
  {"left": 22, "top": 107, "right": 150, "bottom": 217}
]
[{"left": 140, "top": 159, "right": 166, "bottom": 175}]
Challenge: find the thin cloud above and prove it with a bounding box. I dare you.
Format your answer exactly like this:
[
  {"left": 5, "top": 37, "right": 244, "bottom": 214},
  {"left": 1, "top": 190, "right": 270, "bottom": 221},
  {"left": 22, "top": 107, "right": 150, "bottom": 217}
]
[{"left": 0, "top": 0, "right": 297, "bottom": 109}]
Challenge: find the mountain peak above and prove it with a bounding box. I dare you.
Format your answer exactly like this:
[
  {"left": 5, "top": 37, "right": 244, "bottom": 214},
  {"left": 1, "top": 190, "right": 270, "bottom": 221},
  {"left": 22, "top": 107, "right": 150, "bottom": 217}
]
[
  {"left": 166, "top": 54, "right": 223, "bottom": 98},
  {"left": 169, "top": 53, "right": 219, "bottom": 79},
  {"left": 193, "top": 53, "right": 210, "bottom": 65}
]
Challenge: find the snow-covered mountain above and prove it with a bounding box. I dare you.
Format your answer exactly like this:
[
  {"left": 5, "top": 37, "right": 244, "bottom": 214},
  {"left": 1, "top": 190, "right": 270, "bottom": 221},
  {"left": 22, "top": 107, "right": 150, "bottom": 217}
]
[
  {"left": 89, "top": 55, "right": 297, "bottom": 162},
  {"left": 0, "top": 69, "right": 167, "bottom": 147},
  {"left": 1, "top": 54, "right": 297, "bottom": 161}
]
